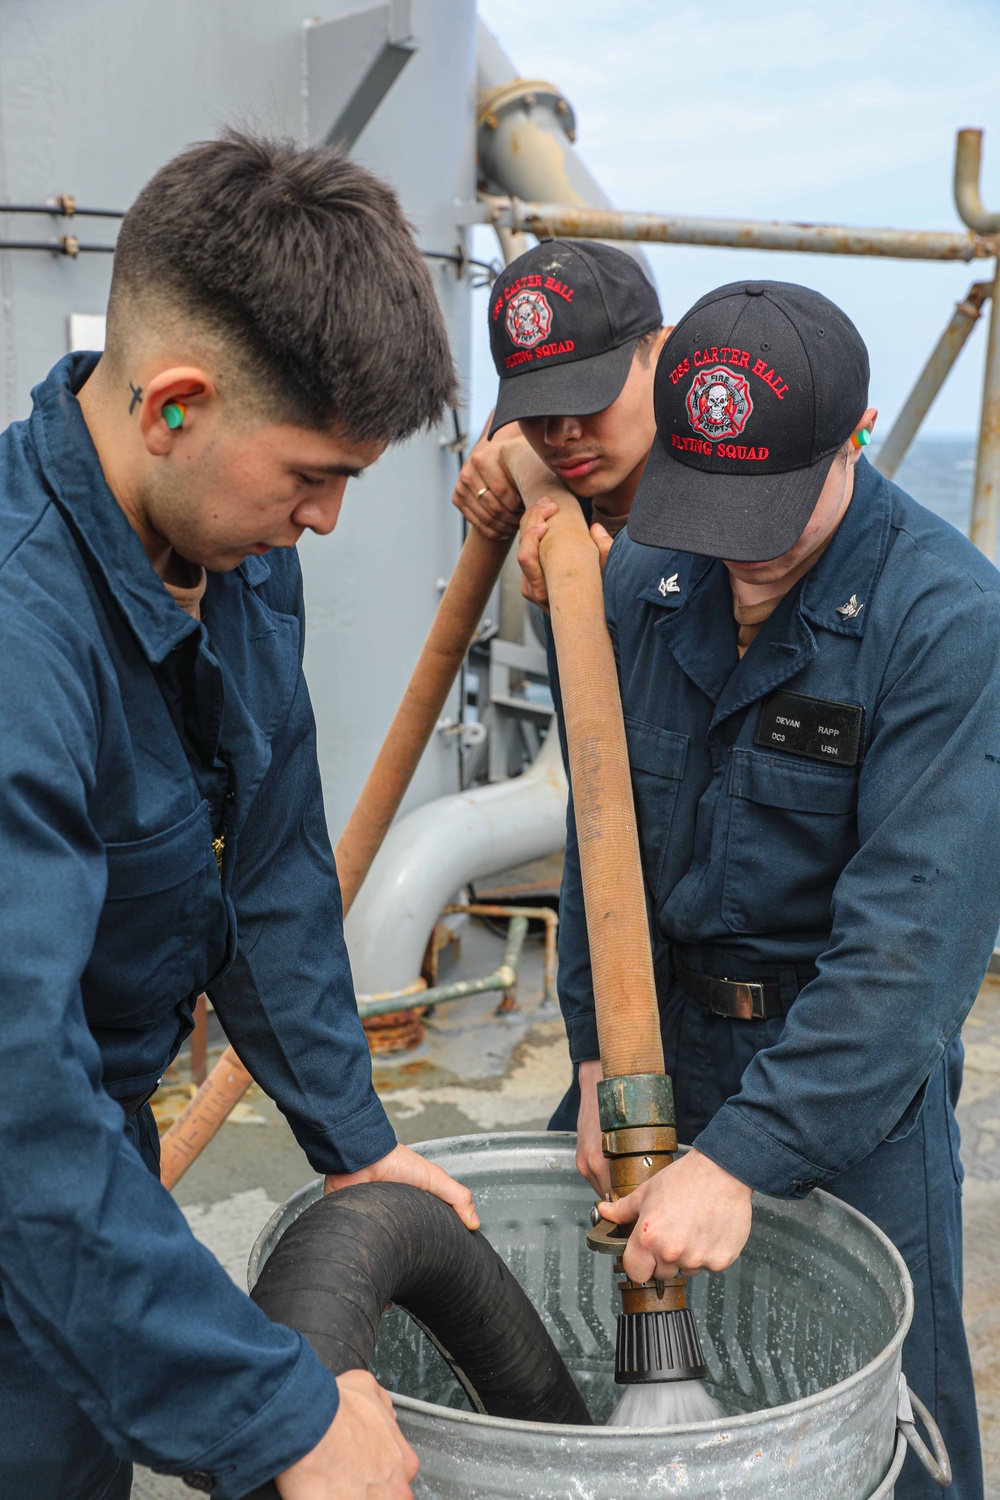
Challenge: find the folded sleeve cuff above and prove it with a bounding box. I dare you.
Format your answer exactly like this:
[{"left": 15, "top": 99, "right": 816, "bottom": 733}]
[
  {"left": 565, "top": 1013, "right": 601, "bottom": 1066},
  {"left": 291, "top": 1093, "right": 397, "bottom": 1175},
  {"left": 167, "top": 1337, "right": 339, "bottom": 1500},
  {"left": 692, "top": 1103, "right": 833, "bottom": 1200}
]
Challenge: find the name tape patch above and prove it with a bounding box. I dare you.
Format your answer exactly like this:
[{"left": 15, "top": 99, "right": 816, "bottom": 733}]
[{"left": 754, "top": 689, "right": 864, "bottom": 766}]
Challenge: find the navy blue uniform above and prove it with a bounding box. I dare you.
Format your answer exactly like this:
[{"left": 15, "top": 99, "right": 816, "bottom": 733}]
[
  {"left": 551, "top": 458, "right": 1000, "bottom": 1497},
  {"left": 0, "top": 355, "right": 397, "bottom": 1497}
]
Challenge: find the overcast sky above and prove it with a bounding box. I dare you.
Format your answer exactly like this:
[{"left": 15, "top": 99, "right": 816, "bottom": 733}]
[{"left": 470, "top": 0, "right": 1000, "bottom": 440}]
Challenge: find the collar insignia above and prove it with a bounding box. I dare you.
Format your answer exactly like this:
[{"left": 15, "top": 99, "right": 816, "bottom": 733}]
[
  {"left": 836, "top": 594, "right": 864, "bottom": 620},
  {"left": 659, "top": 573, "right": 681, "bottom": 596}
]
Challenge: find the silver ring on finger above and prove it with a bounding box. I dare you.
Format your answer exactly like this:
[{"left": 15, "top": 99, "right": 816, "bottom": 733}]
[{"left": 475, "top": 484, "right": 489, "bottom": 498}]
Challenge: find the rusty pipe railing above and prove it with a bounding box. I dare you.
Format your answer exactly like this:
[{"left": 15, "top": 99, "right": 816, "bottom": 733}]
[
  {"left": 874, "top": 282, "right": 990, "bottom": 480},
  {"left": 953, "top": 130, "right": 1000, "bottom": 558},
  {"left": 468, "top": 195, "right": 997, "bottom": 263},
  {"left": 464, "top": 127, "right": 1000, "bottom": 559},
  {"left": 954, "top": 129, "right": 1000, "bottom": 235},
  {"left": 970, "top": 259, "right": 1000, "bottom": 560}
]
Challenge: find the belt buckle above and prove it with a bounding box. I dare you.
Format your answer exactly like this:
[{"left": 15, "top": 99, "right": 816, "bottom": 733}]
[{"left": 720, "top": 978, "right": 766, "bottom": 1021}]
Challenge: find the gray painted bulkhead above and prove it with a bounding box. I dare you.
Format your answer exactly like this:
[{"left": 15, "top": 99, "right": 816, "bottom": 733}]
[{"left": 0, "top": 0, "right": 477, "bottom": 839}]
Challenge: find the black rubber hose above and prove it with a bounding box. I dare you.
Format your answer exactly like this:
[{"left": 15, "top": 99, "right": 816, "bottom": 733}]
[{"left": 242, "top": 1183, "right": 591, "bottom": 1497}]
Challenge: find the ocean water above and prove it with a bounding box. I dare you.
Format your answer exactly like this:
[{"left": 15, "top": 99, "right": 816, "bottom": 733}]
[{"left": 882, "top": 436, "right": 982, "bottom": 555}]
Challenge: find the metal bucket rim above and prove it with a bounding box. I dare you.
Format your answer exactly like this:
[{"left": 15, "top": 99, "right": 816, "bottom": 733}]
[{"left": 247, "top": 1130, "right": 914, "bottom": 1438}]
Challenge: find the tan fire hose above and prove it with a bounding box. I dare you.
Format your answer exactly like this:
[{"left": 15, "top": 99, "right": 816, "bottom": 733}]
[
  {"left": 525, "top": 473, "right": 663, "bottom": 1080},
  {"left": 500, "top": 448, "right": 706, "bottom": 1383},
  {"left": 159, "top": 527, "right": 513, "bottom": 1190},
  {"left": 334, "top": 526, "right": 514, "bottom": 911}
]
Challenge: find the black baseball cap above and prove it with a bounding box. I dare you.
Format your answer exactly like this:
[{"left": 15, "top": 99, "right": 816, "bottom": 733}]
[
  {"left": 628, "top": 281, "right": 870, "bottom": 562},
  {"left": 488, "top": 241, "right": 662, "bottom": 437}
]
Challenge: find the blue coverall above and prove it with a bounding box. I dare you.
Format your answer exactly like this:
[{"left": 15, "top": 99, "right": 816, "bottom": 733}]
[
  {"left": 550, "top": 457, "right": 1000, "bottom": 1498},
  {"left": 0, "top": 354, "right": 398, "bottom": 1498}
]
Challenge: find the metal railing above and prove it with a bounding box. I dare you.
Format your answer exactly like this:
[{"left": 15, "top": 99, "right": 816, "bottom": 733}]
[
  {"left": 355, "top": 902, "right": 557, "bottom": 1020},
  {"left": 463, "top": 126, "right": 1000, "bottom": 561}
]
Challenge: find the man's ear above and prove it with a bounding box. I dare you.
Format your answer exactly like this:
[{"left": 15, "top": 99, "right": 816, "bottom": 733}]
[
  {"left": 138, "top": 367, "right": 216, "bottom": 456},
  {"left": 651, "top": 326, "right": 674, "bottom": 365},
  {"left": 846, "top": 406, "right": 878, "bottom": 466}
]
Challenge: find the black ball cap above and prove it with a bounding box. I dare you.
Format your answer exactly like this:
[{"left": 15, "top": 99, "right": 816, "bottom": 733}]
[
  {"left": 488, "top": 240, "right": 662, "bottom": 437},
  {"left": 628, "top": 281, "right": 870, "bottom": 562}
]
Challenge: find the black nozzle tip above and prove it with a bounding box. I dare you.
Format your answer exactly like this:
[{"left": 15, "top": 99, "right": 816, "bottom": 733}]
[{"left": 615, "top": 1308, "right": 708, "bottom": 1385}]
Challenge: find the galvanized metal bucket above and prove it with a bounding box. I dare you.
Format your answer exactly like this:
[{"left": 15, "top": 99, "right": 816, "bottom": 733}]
[{"left": 249, "top": 1133, "right": 947, "bottom": 1499}]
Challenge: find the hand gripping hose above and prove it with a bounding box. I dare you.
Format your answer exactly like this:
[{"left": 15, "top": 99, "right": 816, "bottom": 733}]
[
  {"left": 240, "top": 1182, "right": 592, "bottom": 1498},
  {"left": 506, "top": 454, "right": 707, "bottom": 1386},
  {"left": 158, "top": 528, "right": 513, "bottom": 1191}
]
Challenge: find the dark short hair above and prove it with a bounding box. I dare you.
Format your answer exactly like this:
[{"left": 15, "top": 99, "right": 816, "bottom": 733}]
[{"left": 108, "top": 130, "right": 456, "bottom": 442}]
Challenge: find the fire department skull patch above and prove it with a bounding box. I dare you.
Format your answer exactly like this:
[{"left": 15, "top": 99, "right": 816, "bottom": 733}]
[
  {"left": 506, "top": 289, "right": 553, "bottom": 348},
  {"left": 686, "top": 366, "right": 753, "bottom": 442}
]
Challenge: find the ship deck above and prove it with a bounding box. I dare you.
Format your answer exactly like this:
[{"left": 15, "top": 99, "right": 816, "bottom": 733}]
[{"left": 134, "top": 917, "right": 1000, "bottom": 1498}]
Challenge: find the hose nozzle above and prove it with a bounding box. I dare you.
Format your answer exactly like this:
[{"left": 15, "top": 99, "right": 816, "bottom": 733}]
[
  {"left": 615, "top": 1302, "right": 708, "bottom": 1385},
  {"left": 585, "top": 1072, "right": 709, "bottom": 1385}
]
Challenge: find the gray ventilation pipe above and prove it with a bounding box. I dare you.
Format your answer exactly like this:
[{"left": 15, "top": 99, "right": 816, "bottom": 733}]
[
  {"left": 476, "top": 20, "right": 653, "bottom": 280},
  {"left": 346, "top": 725, "right": 565, "bottom": 997},
  {"left": 345, "top": 25, "right": 654, "bottom": 1000}
]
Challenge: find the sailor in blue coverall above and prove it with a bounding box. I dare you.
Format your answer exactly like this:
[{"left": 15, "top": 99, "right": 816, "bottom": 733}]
[
  {"left": 540, "top": 283, "right": 1000, "bottom": 1498},
  {"left": 0, "top": 352, "right": 413, "bottom": 1497},
  {"left": 0, "top": 132, "right": 471, "bottom": 1500}
]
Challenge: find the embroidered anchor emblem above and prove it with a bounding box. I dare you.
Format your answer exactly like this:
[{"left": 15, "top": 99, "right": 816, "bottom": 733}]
[
  {"left": 658, "top": 573, "right": 681, "bottom": 596},
  {"left": 836, "top": 594, "right": 864, "bottom": 620}
]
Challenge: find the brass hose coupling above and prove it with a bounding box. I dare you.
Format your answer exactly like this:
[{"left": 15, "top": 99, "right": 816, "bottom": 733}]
[{"left": 586, "top": 1072, "right": 708, "bottom": 1385}]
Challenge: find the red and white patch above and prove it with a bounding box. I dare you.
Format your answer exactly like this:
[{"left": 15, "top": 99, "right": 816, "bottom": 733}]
[
  {"left": 506, "top": 289, "right": 553, "bottom": 349},
  {"left": 686, "top": 366, "right": 753, "bottom": 442}
]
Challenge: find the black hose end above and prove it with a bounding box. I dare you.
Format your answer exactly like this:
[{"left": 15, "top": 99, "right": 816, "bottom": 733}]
[{"left": 614, "top": 1308, "right": 708, "bottom": 1384}]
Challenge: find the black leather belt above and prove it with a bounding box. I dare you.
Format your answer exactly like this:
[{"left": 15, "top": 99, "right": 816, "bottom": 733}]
[
  {"left": 671, "top": 952, "right": 795, "bottom": 1021},
  {"left": 117, "top": 1082, "right": 160, "bottom": 1119}
]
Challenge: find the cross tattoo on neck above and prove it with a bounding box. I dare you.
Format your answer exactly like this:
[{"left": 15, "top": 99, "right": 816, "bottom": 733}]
[{"left": 128, "top": 382, "right": 143, "bottom": 416}]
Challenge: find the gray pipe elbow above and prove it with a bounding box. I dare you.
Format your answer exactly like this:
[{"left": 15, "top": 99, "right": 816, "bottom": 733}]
[
  {"left": 475, "top": 19, "right": 654, "bottom": 282},
  {"left": 954, "top": 128, "right": 1000, "bottom": 235}
]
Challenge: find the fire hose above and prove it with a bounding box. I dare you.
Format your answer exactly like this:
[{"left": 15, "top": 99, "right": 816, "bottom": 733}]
[
  {"left": 241, "top": 1182, "right": 590, "bottom": 1498},
  {"left": 501, "top": 445, "right": 708, "bottom": 1388},
  {"left": 158, "top": 526, "right": 513, "bottom": 1190},
  {"left": 163, "top": 454, "right": 706, "bottom": 1382}
]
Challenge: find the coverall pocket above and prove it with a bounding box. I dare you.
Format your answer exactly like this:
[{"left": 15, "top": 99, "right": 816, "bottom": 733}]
[
  {"left": 85, "top": 800, "right": 227, "bottom": 1023},
  {"left": 624, "top": 718, "right": 688, "bottom": 901},
  {"left": 722, "top": 750, "right": 859, "bottom": 936}
]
